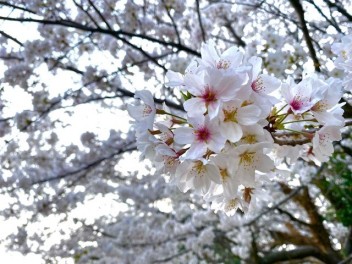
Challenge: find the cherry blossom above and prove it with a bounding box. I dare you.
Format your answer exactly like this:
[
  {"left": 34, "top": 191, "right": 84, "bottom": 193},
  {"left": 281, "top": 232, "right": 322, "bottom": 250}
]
[
  {"left": 127, "top": 90, "right": 156, "bottom": 134},
  {"left": 183, "top": 69, "right": 248, "bottom": 119},
  {"left": 175, "top": 159, "right": 221, "bottom": 194},
  {"left": 281, "top": 75, "right": 329, "bottom": 114},
  {"left": 312, "top": 126, "right": 343, "bottom": 162},
  {"left": 174, "top": 114, "right": 226, "bottom": 159}
]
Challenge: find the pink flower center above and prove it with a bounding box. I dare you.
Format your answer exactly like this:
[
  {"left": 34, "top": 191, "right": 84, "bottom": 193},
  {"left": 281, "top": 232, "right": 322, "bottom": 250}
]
[
  {"left": 143, "top": 105, "right": 153, "bottom": 116},
  {"left": 290, "top": 98, "right": 303, "bottom": 111},
  {"left": 195, "top": 126, "right": 211, "bottom": 142},
  {"left": 251, "top": 78, "right": 264, "bottom": 93},
  {"left": 201, "top": 85, "right": 217, "bottom": 104},
  {"left": 216, "top": 59, "right": 231, "bottom": 69}
]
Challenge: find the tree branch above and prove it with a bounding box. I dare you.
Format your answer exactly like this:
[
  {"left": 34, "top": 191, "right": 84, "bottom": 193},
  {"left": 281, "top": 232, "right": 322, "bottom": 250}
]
[
  {"left": 31, "top": 144, "right": 136, "bottom": 185},
  {"left": 244, "top": 186, "right": 304, "bottom": 226},
  {"left": 0, "top": 16, "right": 201, "bottom": 57},
  {"left": 0, "top": 1, "right": 37, "bottom": 14},
  {"left": 196, "top": 0, "right": 206, "bottom": 42},
  {"left": 288, "top": 0, "right": 321, "bottom": 72},
  {"left": 161, "top": 0, "right": 181, "bottom": 44},
  {"left": 323, "top": 0, "right": 352, "bottom": 22},
  {"left": 224, "top": 21, "right": 246, "bottom": 47},
  {"left": 260, "top": 246, "right": 333, "bottom": 264},
  {"left": 0, "top": 30, "right": 23, "bottom": 46},
  {"left": 87, "top": 0, "right": 113, "bottom": 30}
]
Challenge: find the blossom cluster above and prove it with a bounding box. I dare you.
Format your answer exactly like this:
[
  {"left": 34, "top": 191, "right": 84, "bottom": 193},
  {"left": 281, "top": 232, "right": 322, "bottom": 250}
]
[
  {"left": 128, "top": 40, "right": 345, "bottom": 215},
  {"left": 332, "top": 34, "right": 352, "bottom": 91}
]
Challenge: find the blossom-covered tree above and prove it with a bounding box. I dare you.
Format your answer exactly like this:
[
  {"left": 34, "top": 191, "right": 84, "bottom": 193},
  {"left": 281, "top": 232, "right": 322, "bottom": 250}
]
[{"left": 0, "top": 0, "right": 352, "bottom": 263}]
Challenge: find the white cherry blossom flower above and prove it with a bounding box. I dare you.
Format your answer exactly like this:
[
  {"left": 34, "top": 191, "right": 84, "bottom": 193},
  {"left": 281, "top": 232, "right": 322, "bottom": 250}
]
[
  {"left": 210, "top": 153, "right": 239, "bottom": 197},
  {"left": 127, "top": 90, "right": 156, "bottom": 133},
  {"left": 232, "top": 143, "right": 274, "bottom": 187},
  {"left": 175, "top": 159, "right": 221, "bottom": 194},
  {"left": 183, "top": 69, "right": 248, "bottom": 119},
  {"left": 174, "top": 114, "right": 226, "bottom": 159},
  {"left": 155, "top": 144, "right": 180, "bottom": 176},
  {"left": 248, "top": 56, "right": 281, "bottom": 106},
  {"left": 208, "top": 193, "right": 242, "bottom": 216},
  {"left": 136, "top": 132, "right": 159, "bottom": 160},
  {"left": 199, "top": 40, "right": 245, "bottom": 73},
  {"left": 218, "top": 99, "right": 261, "bottom": 143},
  {"left": 311, "top": 78, "right": 345, "bottom": 126},
  {"left": 239, "top": 124, "right": 272, "bottom": 145},
  {"left": 331, "top": 34, "right": 352, "bottom": 68},
  {"left": 312, "top": 126, "right": 342, "bottom": 162},
  {"left": 281, "top": 75, "right": 328, "bottom": 114}
]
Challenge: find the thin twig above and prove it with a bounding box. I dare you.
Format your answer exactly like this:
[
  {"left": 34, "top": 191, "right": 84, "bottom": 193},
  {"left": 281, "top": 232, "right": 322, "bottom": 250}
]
[
  {"left": 196, "top": 0, "right": 206, "bottom": 42},
  {"left": 244, "top": 186, "right": 305, "bottom": 226}
]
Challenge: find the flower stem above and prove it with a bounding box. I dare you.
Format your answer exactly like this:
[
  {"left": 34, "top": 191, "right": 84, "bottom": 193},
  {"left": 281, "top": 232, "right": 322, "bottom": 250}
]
[
  {"left": 281, "top": 119, "right": 316, "bottom": 125},
  {"left": 156, "top": 109, "right": 187, "bottom": 121}
]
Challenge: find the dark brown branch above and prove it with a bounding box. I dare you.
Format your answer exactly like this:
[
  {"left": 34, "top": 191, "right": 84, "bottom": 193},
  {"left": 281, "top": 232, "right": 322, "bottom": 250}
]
[
  {"left": 224, "top": 22, "right": 246, "bottom": 47},
  {"left": 0, "top": 1, "right": 37, "bottom": 14},
  {"left": 72, "top": 0, "right": 100, "bottom": 28},
  {"left": 0, "top": 30, "right": 23, "bottom": 46},
  {"left": 116, "top": 35, "right": 167, "bottom": 71},
  {"left": 196, "top": 0, "right": 206, "bottom": 42},
  {"left": 87, "top": 0, "right": 113, "bottom": 30},
  {"left": 31, "top": 144, "right": 136, "bottom": 185},
  {"left": 288, "top": 0, "right": 321, "bottom": 72},
  {"left": 305, "top": 0, "right": 342, "bottom": 33},
  {"left": 273, "top": 137, "right": 311, "bottom": 146},
  {"left": 0, "top": 16, "right": 201, "bottom": 57},
  {"left": 260, "top": 246, "right": 335, "bottom": 264},
  {"left": 244, "top": 186, "right": 304, "bottom": 226},
  {"left": 276, "top": 207, "right": 311, "bottom": 227},
  {"left": 279, "top": 183, "right": 342, "bottom": 262},
  {"left": 161, "top": 0, "right": 181, "bottom": 44},
  {"left": 154, "top": 250, "right": 191, "bottom": 263},
  {"left": 323, "top": 0, "right": 352, "bottom": 22}
]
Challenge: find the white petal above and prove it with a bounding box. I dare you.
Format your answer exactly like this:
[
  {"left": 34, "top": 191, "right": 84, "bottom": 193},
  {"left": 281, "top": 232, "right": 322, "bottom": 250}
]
[
  {"left": 184, "top": 98, "right": 206, "bottom": 117},
  {"left": 165, "top": 70, "right": 184, "bottom": 87},
  {"left": 205, "top": 164, "right": 222, "bottom": 184},
  {"left": 256, "top": 154, "right": 274, "bottom": 173},
  {"left": 260, "top": 74, "right": 281, "bottom": 94},
  {"left": 184, "top": 142, "right": 207, "bottom": 159},
  {"left": 184, "top": 74, "right": 204, "bottom": 95},
  {"left": 208, "top": 134, "right": 226, "bottom": 153},
  {"left": 238, "top": 105, "right": 261, "bottom": 125},
  {"left": 174, "top": 127, "right": 194, "bottom": 144},
  {"left": 135, "top": 90, "right": 154, "bottom": 106},
  {"left": 201, "top": 40, "right": 219, "bottom": 67},
  {"left": 220, "top": 122, "right": 242, "bottom": 143},
  {"left": 248, "top": 56, "right": 262, "bottom": 79},
  {"left": 207, "top": 101, "right": 221, "bottom": 119}
]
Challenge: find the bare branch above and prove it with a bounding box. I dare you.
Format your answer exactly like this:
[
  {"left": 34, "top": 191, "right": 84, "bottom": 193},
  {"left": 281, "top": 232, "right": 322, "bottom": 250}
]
[
  {"left": 260, "top": 246, "right": 335, "bottom": 264},
  {"left": 323, "top": 0, "right": 352, "bottom": 22},
  {"left": 72, "top": 0, "right": 100, "bottom": 28},
  {"left": 0, "top": 30, "right": 23, "bottom": 46},
  {"left": 31, "top": 144, "right": 136, "bottom": 185},
  {"left": 288, "top": 0, "right": 321, "bottom": 72},
  {"left": 0, "top": 16, "right": 201, "bottom": 57},
  {"left": 244, "top": 186, "right": 305, "bottom": 226},
  {"left": 0, "top": 1, "right": 37, "bottom": 14},
  {"left": 161, "top": 0, "right": 181, "bottom": 44},
  {"left": 87, "top": 0, "right": 113, "bottom": 30},
  {"left": 224, "top": 21, "right": 246, "bottom": 47},
  {"left": 196, "top": 0, "right": 206, "bottom": 42}
]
